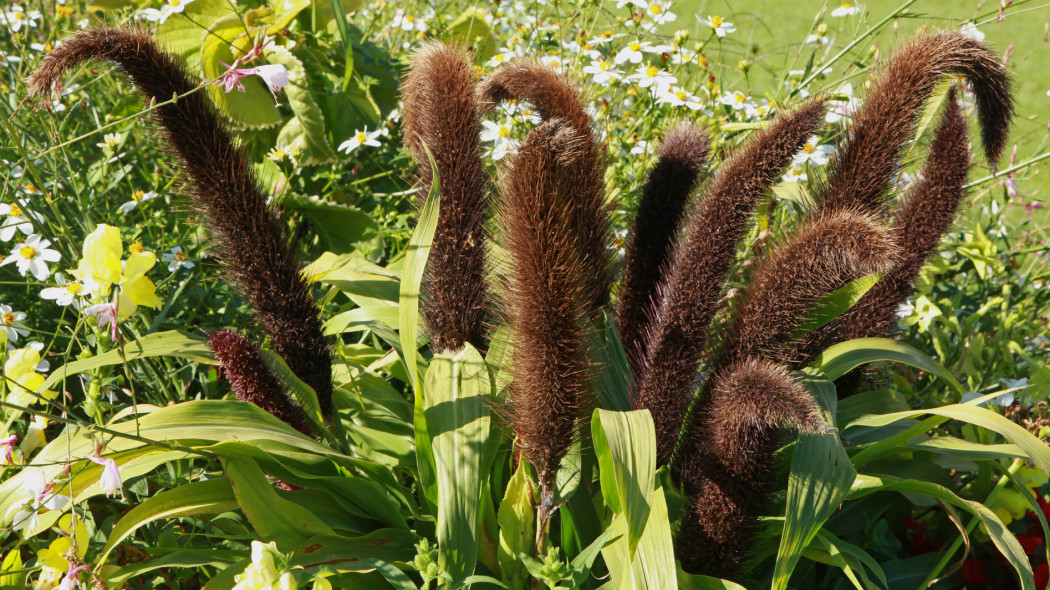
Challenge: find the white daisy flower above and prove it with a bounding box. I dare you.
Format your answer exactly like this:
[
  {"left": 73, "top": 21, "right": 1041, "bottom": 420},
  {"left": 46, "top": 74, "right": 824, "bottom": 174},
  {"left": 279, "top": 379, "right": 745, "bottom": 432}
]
[
  {"left": 1, "top": 7, "right": 42, "bottom": 32},
  {"left": 161, "top": 246, "right": 195, "bottom": 272},
  {"left": 655, "top": 86, "right": 705, "bottom": 111},
  {"left": 137, "top": 0, "right": 196, "bottom": 24},
  {"left": 700, "top": 15, "right": 736, "bottom": 37},
  {"left": 487, "top": 52, "right": 513, "bottom": 68},
  {"left": 40, "top": 274, "right": 87, "bottom": 307},
  {"left": 646, "top": 2, "right": 676, "bottom": 24},
  {"left": 338, "top": 129, "right": 382, "bottom": 154},
  {"left": 959, "top": 22, "right": 985, "bottom": 42},
  {"left": 830, "top": 2, "right": 861, "bottom": 17},
  {"left": 628, "top": 65, "right": 677, "bottom": 90},
  {"left": 629, "top": 140, "right": 651, "bottom": 155},
  {"left": 610, "top": 0, "right": 647, "bottom": 8},
  {"left": 480, "top": 120, "right": 517, "bottom": 160},
  {"left": 1, "top": 235, "right": 60, "bottom": 280},
  {"left": 782, "top": 165, "right": 808, "bottom": 183},
  {"left": 0, "top": 199, "right": 36, "bottom": 242},
  {"left": 718, "top": 90, "right": 755, "bottom": 111},
  {"left": 793, "top": 135, "right": 834, "bottom": 166},
  {"left": 96, "top": 132, "right": 120, "bottom": 150},
  {"left": 805, "top": 34, "right": 831, "bottom": 45},
  {"left": 583, "top": 59, "right": 624, "bottom": 86},
  {"left": 615, "top": 40, "right": 655, "bottom": 65},
  {"left": 117, "top": 189, "right": 158, "bottom": 214},
  {"left": 390, "top": 9, "right": 427, "bottom": 33},
  {"left": 0, "top": 304, "right": 29, "bottom": 341}
]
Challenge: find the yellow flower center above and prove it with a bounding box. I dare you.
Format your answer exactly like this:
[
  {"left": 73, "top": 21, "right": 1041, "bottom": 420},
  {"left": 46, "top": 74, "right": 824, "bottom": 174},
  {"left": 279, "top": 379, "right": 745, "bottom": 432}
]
[
  {"left": 15, "top": 12, "right": 25, "bottom": 19},
  {"left": 43, "top": 42, "right": 52, "bottom": 51},
  {"left": 601, "top": 29, "right": 613, "bottom": 38},
  {"left": 735, "top": 92, "right": 746, "bottom": 103},
  {"left": 675, "top": 90, "right": 688, "bottom": 100},
  {"left": 629, "top": 41, "right": 641, "bottom": 51},
  {"left": 649, "top": 4, "right": 663, "bottom": 15},
  {"left": 129, "top": 241, "right": 144, "bottom": 254},
  {"left": 19, "top": 245, "right": 35, "bottom": 259},
  {"left": 498, "top": 125, "right": 511, "bottom": 138},
  {"left": 583, "top": 42, "right": 593, "bottom": 50},
  {"left": 493, "top": 54, "right": 505, "bottom": 63},
  {"left": 1, "top": 312, "right": 13, "bottom": 325},
  {"left": 8, "top": 205, "right": 22, "bottom": 217},
  {"left": 175, "top": 251, "right": 187, "bottom": 262},
  {"left": 56, "top": 6, "right": 72, "bottom": 17},
  {"left": 355, "top": 131, "right": 367, "bottom": 142},
  {"left": 406, "top": 15, "right": 415, "bottom": 22},
  {"left": 66, "top": 282, "right": 83, "bottom": 295},
  {"left": 169, "top": 0, "right": 181, "bottom": 7},
  {"left": 841, "top": 2, "right": 852, "bottom": 8},
  {"left": 25, "top": 184, "right": 37, "bottom": 193},
  {"left": 599, "top": 60, "right": 611, "bottom": 71},
  {"left": 802, "top": 143, "right": 816, "bottom": 154},
  {"left": 104, "top": 137, "right": 117, "bottom": 148},
  {"left": 132, "top": 190, "right": 145, "bottom": 201},
  {"left": 645, "top": 66, "right": 659, "bottom": 78},
  {"left": 710, "top": 16, "right": 724, "bottom": 28}
]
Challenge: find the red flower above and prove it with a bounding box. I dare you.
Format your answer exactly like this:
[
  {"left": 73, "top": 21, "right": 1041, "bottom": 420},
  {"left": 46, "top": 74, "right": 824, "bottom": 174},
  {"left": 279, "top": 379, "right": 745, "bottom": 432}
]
[
  {"left": 962, "top": 559, "right": 991, "bottom": 585},
  {"left": 1017, "top": 532, "right": 1044, "bottom": 556}
]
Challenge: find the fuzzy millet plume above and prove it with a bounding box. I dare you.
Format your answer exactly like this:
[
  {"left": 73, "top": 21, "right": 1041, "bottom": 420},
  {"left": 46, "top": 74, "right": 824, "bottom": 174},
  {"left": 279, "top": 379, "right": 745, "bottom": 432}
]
[
  {"left": 208, "top": 330, "right": 313, "bottom": 436},
  {"left": 401, "top": 41, "right": 489, "bottom": 353},
  {"left": 818, "top": 29, "right": 1012, "bottom": 217},
  {"left": 720, "top": 210, "right": 898, "bottom": 368},
  {"left": 616, "top": 123, "right": 710, "bottom": 376},
  {"left": 478, "top": 60, "right": 614, "bottom": 314},
  {"left": 804, "top": 92, "right": 971, "bottom": 364},
  {"left": 632, "top": 99, "right": 827, "bottom": 464},
  {"left": 27, "top": 27, "right": 333, "bottom": 415},
  {"left": 676, "top": 359, "right": 823, "bottom": 576},
  {"left": 500, "top": 120, "right": 593, "bottom": 506}
]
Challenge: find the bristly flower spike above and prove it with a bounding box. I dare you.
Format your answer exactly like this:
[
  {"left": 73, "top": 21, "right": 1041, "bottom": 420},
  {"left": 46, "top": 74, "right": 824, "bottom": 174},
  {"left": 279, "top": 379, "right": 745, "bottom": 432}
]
[
  {"left": 401, "top": 40, "right": 490, "bottom": 353},
  {"left": 617, "top": 122, "right": 710, "bottom": 376},
  {"left": 27, "top": 27, "right": 333, "bottom": 415}
]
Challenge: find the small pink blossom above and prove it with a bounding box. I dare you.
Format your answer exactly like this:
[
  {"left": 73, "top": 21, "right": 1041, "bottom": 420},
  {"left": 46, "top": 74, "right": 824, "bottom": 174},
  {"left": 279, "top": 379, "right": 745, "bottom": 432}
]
[
  {"left": 87, "top": 455, "right": 123, "bottom": 499},
  {"left": 59, "top": 563, "right": 91, "bottom": 590},
  {"left": 83, "top": 301, "right": 118, "bottom": 340},
  {"left": 1, "top": 434, "right": 17, "bottom": 464},
  {"left": 213, "top": 62, "right": 289, "bottom": 105}
]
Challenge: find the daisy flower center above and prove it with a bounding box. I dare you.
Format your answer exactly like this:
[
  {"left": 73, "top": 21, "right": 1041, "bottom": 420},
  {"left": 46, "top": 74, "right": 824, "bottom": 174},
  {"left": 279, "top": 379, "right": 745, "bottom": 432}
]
[
  {"left": 66, "top": 282, "right": 83, "bottom": 295},
  {"left": 840, "top": 2, "right": 852, "bottom": 8},
  {"left": 405, "top": 15, "right": 415, "bottom": 22},
  {"left": 355, "top": 131, "right": 367, "bottom": 142},
  {"left": 19, "top": 245, "right": 35, "bottom": 259},
  {"left": 498, "top": 125, "right": 511, "bottom": 138},
  {"left": 15, "top": 12, "right": 25, "bottom": 19},
  {"left": 1, "top": 312, "right": 13, "bottom": 325},
  {"left": 735, "top": 92, "right": 746, "bottom": 103},
  {"left": 169, "top": 0, "right": 182, "bottom": 7},
  {"left": 803, "top": 143, "right": 816, "bottom": 154},
  {"left": 599, "top": 60, "right": 611, "bottom": 71},
  {"left": 645, "top": 66, "right": 659, "bottom": 77},
  {"left": 629, "top": 41, "right": 641, "bottom": 51},
  {"left": 132, "top": 190, "right": 146, "bottom": 201},
  {"left": 8, "top": 205, "right": 22, "bottom": 217},
  {"left": 649, "top": 4, "right": 663, "bottom": 15},
  {"left": 175, "top": 251, "right": 187, "bottom": 261},
  {"left": 675, "top": 90, "right": 688, "bottom": 100},
  {"left": 711, "top": 16, "right": 724, "bottom": 28}
]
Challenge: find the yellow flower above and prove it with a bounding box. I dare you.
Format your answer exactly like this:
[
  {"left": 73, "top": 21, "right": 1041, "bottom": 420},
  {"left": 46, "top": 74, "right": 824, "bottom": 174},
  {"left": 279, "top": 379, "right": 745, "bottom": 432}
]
[
  {"left": 117, "top": 251, "right": 162, "bottom": 320},
  {"left": 4, "top": 346, "right": 58, "bottom": 407},
  {"left": 76, "top": 224, "right": 123, "bottom": 292}
]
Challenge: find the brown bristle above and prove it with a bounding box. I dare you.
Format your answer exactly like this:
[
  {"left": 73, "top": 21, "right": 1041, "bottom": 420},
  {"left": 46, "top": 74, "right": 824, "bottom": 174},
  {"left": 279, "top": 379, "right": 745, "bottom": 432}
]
[
  {"left": 401, "top": 40, "right": 489, "bottom": 353},
  {"left": 801, "top": 92, "right": 971, "bottom": 368},
  {"left": 616, "top": 122, "right": 711, "bottom": 377},
  {"left": 818, "top": 29, "right": 1012, "bottom": 216},
  {"left": 499, "top": 120, "right": 592, "bottom": 498},
  {"left": 721, "top": 210, "right": 898, "bottom": 367},
  {"left": 208, "top": 330, "right": 313, "bottom": 436},
  {"left": 633, "top": 99, "right": 828, "bottom": 464},
  {"left": 28, "top": 27, "right": 333, "bottom": 414},
  {"left": 478, "top": 60, "right": 614, "bottom": 314},
  {"left": 676, "top": 359, "right": 822, "bottom": 577}
]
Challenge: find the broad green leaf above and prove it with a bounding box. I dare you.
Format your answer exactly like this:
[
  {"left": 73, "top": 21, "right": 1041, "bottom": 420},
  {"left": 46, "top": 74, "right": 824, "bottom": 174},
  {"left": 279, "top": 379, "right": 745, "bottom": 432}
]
[
  {"left": 447, "top": 9, "right": 498, "bottom": 60},
  {"left": 805, "top": 529, "right": 888, "bottom": 590},
  {"left": 401, "top": 145, "right": 440, "bottom": 505},
  {"left": 498, "top": 463, "right": 535, "bottom": 590},
  {"left": 567, "top": 527, "right": 618, "bottom": 587},
  {"left": 286, "top": 530, "right": 418, "bottom": 568},
  {"left": 792, "top": 274, "right": 881, "bottom": 338},
  {"left": 809, "top": 337, "right": 965, "bottom": 395},
  {"left": 107, "top": 550, "right": 242, "bottom": 585},
  {"left": 0, "top": 549, "right": 25, "bottom": 590},
  {"left": 199, "top": 14, "right": 282, "bottom": 128},
  {"left": 848, "top": 474, "right": 1034, "bottom": 589},
  {"left": 283, "top": 194, "right": 383, "bottom": 259},
  {"left": 589, "top": 315, "right": 633, "bottom": 412},
  {"left": 41, "top": 330, "right": 216, "bottom": 391},
  {"left": 327, "top": 0, "right": 355, "bottom": 91},
  {"left": 592, "top": 409, "right": 656, "bottom": 556},
  {"left": 908, "top": 77, "right": 953, "bottom": 154},
  {"left": 676, "top": 570, "right": 748, "bottom": 590},
  {"left": 773, "top": 429, "right": 856, "bottom": 590},
  {"left": 222, "top": 453, "right": 334, "bottom": 549},
  {"left": 154, "top": 0, "right": 233, "bottom": 64},
  {"left": 771, "top": 181, "right": 816, "bottom": 211},
  {"left": 423, "top": 343, "right": 492, "bottom": 582},
  {"left": 262, "top": 0, "right": 312, "bottom": 35},
  {"left": 846, "top": 396, "right": 1050, "bottom": 474},
  {"left": 600, "top": 479, "right": 677, "bottom": 590},
  {"left": 98, "top": 478, "right": 239, "bottom": 567},
  {"left": 268, "top": 46, "right": 338, "bottom": 164}
]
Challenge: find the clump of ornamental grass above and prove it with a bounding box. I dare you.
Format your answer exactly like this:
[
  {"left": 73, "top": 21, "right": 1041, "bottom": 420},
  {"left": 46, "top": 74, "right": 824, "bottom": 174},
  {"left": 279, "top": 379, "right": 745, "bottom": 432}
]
[
  {"left": 407, "top": 28, "right": 1012, "bottom": 581},
  {"left": 26, "top": 27, "right": 333, "bottom": 416}
]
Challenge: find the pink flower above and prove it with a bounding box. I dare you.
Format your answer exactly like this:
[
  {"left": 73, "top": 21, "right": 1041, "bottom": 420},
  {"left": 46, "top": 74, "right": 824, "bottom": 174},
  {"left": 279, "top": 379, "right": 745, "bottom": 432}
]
[
  {"left": 213, "top": 62, "right": 289, "bottom": 105},
  {"left": 59, "top": 563, "right": 90, "bottom": 590},
  {"left": 83, "top": 301, "right": 118, "bottom": 340},
  {"left": 1, "top": 434, "right": 16, "bottom": 464},
  {"left": 87, "top": 455, "right": 123, "bottom": 499}
]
